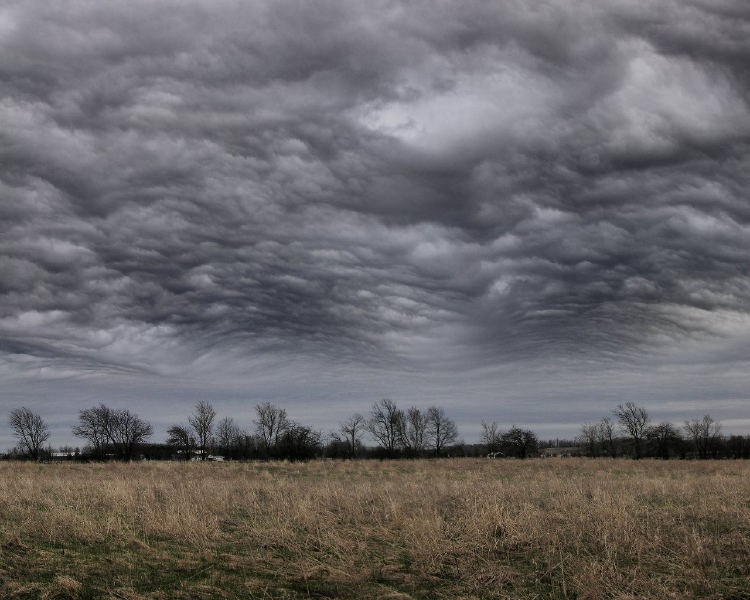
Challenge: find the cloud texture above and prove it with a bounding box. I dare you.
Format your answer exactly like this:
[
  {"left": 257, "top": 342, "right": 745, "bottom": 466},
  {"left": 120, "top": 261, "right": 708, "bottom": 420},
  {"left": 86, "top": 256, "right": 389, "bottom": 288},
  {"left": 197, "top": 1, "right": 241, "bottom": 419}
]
[{"left": 1, "top": 1, "right": 750, "bottom": 440}]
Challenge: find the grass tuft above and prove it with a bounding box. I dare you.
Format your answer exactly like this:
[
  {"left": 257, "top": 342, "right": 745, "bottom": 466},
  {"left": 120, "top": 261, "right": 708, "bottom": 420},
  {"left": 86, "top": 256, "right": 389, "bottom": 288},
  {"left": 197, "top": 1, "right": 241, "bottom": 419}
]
[{"left": 0, "top": 459, "right": 749, "bottom": 598}]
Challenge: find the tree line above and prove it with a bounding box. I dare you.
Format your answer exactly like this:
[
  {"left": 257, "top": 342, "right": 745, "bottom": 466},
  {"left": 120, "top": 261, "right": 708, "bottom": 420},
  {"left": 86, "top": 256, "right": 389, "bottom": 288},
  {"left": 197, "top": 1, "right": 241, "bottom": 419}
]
[
  {"left": 4, "top": 399, "right": 750, "bottom": 461},
  {"left": 165, "top": 399, "right": 460, "bottom": 461},
  {"left": 574, "top": 401, "right": 745, "bottom": 460},
  {"left": 3, "top": 399, "right": 460, "bottom": 461}
]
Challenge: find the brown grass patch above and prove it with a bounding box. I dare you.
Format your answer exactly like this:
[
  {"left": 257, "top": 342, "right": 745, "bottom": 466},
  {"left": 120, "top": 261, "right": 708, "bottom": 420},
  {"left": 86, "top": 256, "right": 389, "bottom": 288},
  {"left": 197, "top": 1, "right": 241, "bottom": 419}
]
[{"left": 1, "top": 459, "right": 749, "bottom": 598}]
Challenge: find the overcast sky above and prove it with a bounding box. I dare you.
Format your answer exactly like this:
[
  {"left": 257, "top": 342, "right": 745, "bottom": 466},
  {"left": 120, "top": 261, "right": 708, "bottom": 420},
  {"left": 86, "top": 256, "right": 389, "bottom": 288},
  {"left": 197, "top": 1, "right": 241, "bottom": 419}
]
[{"left": 2, "top": 0, "right": 750, "bottom": 449}]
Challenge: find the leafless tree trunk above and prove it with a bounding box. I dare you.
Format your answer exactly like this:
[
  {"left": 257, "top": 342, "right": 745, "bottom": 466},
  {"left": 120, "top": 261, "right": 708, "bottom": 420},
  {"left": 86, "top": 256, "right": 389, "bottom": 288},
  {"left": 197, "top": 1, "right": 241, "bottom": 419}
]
[
  {"left": 189, "top": 401, "right": 216, "bottom": 460},
  {"left": 615, "top": 402, "right": 649, "bottom": 459},
  {"left": 501, "top": 426, "right": 538, "bottom": 458},
  {"left": 404, "top": 407, "right": 428, "bottom": 455},
  {"left": 684, "top": 415, "right": 721, "bottom": 459},
  {"left": 367, "top": 399, "right": 405, "bottom": 456},
  {"left": 216, "top": 416, "right": 243, "bottom": 454},
  {"left": 73, "top": 405, "right": 151, "bottom": 460},
  {"left": 111, "top": 409, "right": 153, "bottom": 460},
  {"left": 73, "top": 404, "right": 116, "bottom": 459},
  {"left": 276, "top": 422, "right": 321, "bottom": 461},
  {"left": 647, "top": 422, "right": 681, "bottom": 460},
  {"left": 578, "top": 423, "right": 600, "bottom": 457},
  {"left": 167, "top": 425, "right": 195, "bottom": 459},
  {"left": 255, "top": 402, "right": 289, "bottom": 454},
  {"left": 426, "top": 406, "right": 458, "bottom": 456},
  {"left": 9, "top": 407, "right": 50, "bottom": 460},
  {"left": 481, "top": 420, "right": 502, "bottom": 454},
  {"left": 598, "top": 417, "right": 617, "bottom": 458},
  {"left": 340, "top": 413, "right": 365, "bottom": 458}
]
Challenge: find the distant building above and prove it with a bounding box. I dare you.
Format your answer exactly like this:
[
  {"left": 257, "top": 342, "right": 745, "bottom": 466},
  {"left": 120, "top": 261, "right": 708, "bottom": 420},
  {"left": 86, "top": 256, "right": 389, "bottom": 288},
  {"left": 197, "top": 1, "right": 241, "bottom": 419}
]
[
  {"left": 178, "top": 450, "right": 225, "bottom": 462},
  {"left": 51, "top": 452, "right": 75, "bottom": 461},
  {"left": 542, "top": 446, "right": 580, "bottom": 458}
]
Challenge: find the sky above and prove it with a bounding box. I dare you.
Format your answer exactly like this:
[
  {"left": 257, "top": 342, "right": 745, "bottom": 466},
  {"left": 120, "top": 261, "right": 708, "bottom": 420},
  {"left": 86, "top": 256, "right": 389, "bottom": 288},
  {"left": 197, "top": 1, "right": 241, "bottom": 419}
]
[{"left": 2, "top": 0, "right": 750, "bottom": 450}]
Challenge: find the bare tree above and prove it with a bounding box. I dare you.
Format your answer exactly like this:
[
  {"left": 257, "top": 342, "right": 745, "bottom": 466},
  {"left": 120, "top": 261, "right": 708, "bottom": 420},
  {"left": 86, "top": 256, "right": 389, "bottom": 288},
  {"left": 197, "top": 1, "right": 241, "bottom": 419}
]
[
  {"left": 684, "top": 415, "right": 722, "bottom": 459},
  {"left": 501, "top": 426, "right": 538, "bottom": 459},
  {"left": 167, "top": 425, "right": 195, "bottom": 459},
  {"left": 9, "top": 407, "right": 50, "bottom": 460},
  {"left": 255, "top": 402, "right": 289, "bottom": 454},
  {"left": 111, "top": 409, "right": 153, "bottom": 460},
  {"left": 72, "top": 405, "right": 151, "bottom": 461},
  {"left": 368, "top": 399, "right": 405, "bottom": 456},
  {"left": 647, "top": 422, "right": 681, "bottom": 460},
  {"left": 276, "top": 422, "right": 322, "bottom": 461},
  {"left": 598, "top": 417, "right": 617, "bottom": 458},
  {"left": 73, "top": 404, "right": 116, "bottom": 459},
  {"left": 189, "top": 401, "right": 216, "bottom": 460},
  {"left": 340, "top": 413, "right": 365, "bottom": 458},
  {"left": 404, "top": 407, "right": 429, "bottom": 455},
  {"left": 215, "top": 416, "right": 243, "bottom": 455},
  {"left": 614, "top": 402, "right": 649, "bottom": 459},
  {"left": 481, "top": 420, "right": 502, "bottom": 454},
  {"left": 426, "top": 406, "right": 458, "bottom": 456},
  {"left": 578, "top": 423, "right": 600, "bottom": 457}
]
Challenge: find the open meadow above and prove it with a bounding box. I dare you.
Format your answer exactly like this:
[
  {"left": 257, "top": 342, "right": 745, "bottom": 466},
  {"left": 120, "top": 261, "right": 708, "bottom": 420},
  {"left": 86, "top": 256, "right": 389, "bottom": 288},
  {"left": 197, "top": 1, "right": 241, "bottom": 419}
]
[{"left": 1, "top": 458, "right": 749, "bottom": 599}]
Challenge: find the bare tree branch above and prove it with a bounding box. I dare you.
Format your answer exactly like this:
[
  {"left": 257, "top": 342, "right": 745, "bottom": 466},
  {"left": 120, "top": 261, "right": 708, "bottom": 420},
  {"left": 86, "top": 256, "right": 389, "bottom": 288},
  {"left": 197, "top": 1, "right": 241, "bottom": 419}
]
[
  {"left": 367, "top": 399, "right": 405, "bottom": 456},
  {"left": 189, "top": 401, "right": 216, "bottom": 460},
  {"left": 9, "top": 407, "right": 50, "bottom": 460},
  {"left": 426, "top": 406, "right": 458, "bottom": 456},
  {"left": 340, "top": 413, "right": 365, "bottom": 458},
  {"left": 614, "top": 402, "right": 649, "bottom": 459}
]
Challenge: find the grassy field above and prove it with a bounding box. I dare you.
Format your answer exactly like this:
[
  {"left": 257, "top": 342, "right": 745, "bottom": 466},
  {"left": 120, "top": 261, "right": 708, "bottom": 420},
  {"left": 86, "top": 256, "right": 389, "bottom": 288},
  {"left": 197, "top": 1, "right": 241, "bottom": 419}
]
[{"left": 1, "top": 459, "right": 749, "bottom": 599}]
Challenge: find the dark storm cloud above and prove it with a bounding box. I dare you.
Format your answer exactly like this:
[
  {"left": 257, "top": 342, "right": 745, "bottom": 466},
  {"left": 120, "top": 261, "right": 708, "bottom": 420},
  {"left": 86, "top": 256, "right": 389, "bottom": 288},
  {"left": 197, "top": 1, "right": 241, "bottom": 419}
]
[{"left": 1, "top": 0, "right": 750, "bottom": 378}]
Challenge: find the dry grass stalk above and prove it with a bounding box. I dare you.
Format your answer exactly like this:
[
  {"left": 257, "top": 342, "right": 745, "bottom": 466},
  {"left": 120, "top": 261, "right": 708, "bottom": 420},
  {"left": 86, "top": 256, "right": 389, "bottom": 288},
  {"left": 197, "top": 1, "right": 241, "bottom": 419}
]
[{"left": 0, "top": 459, "right": 748, "bottom": 599}]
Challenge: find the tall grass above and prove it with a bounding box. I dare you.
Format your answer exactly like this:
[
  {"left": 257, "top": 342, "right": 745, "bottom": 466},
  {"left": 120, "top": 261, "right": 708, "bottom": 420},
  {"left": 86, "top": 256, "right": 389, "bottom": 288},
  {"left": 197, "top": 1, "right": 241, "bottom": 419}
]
[{"left": 1, "top": 459, "right": 749, "bottom": 599}]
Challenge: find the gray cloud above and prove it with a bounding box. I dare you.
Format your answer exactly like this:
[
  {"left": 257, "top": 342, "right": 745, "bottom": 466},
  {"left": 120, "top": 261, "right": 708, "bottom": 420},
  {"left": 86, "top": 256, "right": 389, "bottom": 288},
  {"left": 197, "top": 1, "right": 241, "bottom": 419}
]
[{"left": 1, "top": 1, "right": 750, "bottom": 440}]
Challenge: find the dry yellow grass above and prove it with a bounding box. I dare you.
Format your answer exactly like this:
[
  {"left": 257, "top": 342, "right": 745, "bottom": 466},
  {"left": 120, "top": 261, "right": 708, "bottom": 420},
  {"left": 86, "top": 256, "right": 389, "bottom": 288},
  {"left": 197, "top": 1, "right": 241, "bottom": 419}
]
[{"left": 1, "top": 458, "right": 749, "bottom": 599}]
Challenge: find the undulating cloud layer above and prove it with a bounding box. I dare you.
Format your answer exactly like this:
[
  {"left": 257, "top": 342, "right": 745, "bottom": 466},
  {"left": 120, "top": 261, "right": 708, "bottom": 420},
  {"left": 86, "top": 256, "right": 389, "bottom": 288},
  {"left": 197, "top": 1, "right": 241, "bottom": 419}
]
[{"left": 1, "top": 1, "right": 750, "bottom": 441}]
